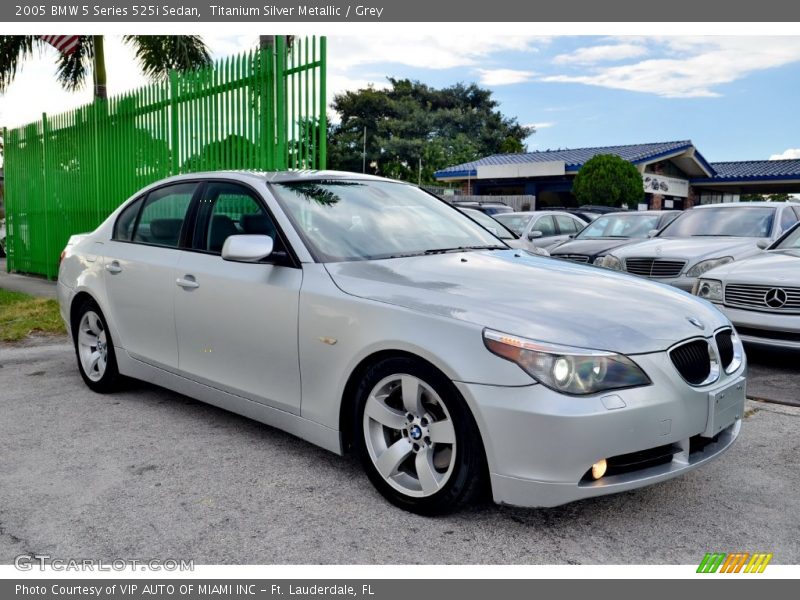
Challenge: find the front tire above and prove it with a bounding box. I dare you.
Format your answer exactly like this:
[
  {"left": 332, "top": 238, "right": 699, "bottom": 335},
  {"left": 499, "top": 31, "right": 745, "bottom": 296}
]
[
  {"left": 73, "top": 299, "right": 121, "bottom": 393},
  {"left": 353, "top": 356, "right": 486, "bottom": 515}
]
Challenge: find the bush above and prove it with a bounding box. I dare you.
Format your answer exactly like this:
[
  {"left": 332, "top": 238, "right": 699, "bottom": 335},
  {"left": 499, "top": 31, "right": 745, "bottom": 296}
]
[{"left": 572, "top": 154, "right": 644, "bottom": 208}]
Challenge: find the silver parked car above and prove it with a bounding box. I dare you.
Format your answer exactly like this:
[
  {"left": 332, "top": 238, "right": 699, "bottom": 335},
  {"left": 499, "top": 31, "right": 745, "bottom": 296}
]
[
  {"left": 458, "top": 207, "right": 549, "bottom": 256},
  {"left": 58, "top": 171, "right": 745, "bottom": 514},
  {"left": 493, "top": 210, "right": 588, "bottom": 251},
  {"left": 694, "top": 221, "right": 800, "bottom": 349},
  {"left": 600, "top": 202, "right": 800, "bottom": 291}
]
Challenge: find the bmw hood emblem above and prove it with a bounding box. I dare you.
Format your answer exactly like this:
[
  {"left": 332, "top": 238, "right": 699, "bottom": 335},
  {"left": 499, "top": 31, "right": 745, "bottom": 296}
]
[{"left": 687, "top": 316, "right": 705, "bottom": 330}]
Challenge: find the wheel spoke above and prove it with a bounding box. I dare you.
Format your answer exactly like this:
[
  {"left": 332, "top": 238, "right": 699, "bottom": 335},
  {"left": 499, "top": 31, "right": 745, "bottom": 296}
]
[
  {"left": 78, "top": 328, "right": 98, "bottom": 347},
  {"left": 415, "top": 449, "right": 441, "bottom": 495},
  {"left": 375, "top": 438, "right": 412, "bottom": 478},
  {"left": 88, "top": 351, "right": 102, "bottom": 373},
  {"left": 365, "top": 396, "right": 407, "bottom": 430},
  {"left": 88, "top": 312, "right": 102, "bottom": 335},
  {"left": 428, "top": 419, "right": 455, "bottom": 445},
  {"left": 401, "top": 375, "right": 424, "bottom": 415}
]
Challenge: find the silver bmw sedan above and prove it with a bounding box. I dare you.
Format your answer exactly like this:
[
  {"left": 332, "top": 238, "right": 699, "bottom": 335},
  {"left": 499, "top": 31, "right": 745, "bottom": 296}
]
[{"left": 58, "top": 171, "right": 746, "bottom": 515}]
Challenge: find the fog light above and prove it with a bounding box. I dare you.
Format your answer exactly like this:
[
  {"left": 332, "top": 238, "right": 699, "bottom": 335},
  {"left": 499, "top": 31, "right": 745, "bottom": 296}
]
[{"left": 591, "top": 458, "right": 607, "bottom": 480}]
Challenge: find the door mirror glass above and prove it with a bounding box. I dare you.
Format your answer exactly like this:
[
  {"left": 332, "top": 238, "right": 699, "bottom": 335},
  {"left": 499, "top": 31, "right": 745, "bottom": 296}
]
[{"left": 221, "top": 235, "right": 274, "bottom": 262}]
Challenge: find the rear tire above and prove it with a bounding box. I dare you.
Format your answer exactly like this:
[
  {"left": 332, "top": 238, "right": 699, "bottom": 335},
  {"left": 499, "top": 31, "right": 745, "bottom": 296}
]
[
  {"left": 353, "top": 356, "right": 486, "bottom": 515},
  {"left": 72, "top": 299, "right": 121, "bottom": 393}
]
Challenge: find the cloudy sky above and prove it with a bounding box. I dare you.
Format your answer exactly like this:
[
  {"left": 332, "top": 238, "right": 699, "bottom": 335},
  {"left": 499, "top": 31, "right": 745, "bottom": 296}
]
[{"left": 1, "top": 34, "right": 799, "bottom": 163}]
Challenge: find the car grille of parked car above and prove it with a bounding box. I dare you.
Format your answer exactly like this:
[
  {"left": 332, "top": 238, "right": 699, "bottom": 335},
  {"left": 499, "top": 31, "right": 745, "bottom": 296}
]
[
  {"left": 725, "top": 284, "right": 800, "bottom": 313},
  {"left": 735, "top": 326, "right": 800, "bottom": 343},
  {"left": 669, "top": 339, "right": 711, "bottom": 385},
  {"left": 555, "top": 254, "right": 591, "bottom": 263},
  {"left": 715, "top": 329, "right": 734, "bottom": 370},
  {"left": 624, "top": 258, "right": 686, "bottom": 278}
]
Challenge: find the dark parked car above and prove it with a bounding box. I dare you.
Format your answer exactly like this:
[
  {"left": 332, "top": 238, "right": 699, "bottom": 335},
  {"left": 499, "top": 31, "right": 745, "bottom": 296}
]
[
  {"left": 451, "top": 200, "right": 513, "bottom": 216},
  {"left": 550, "top": 210, "right": 680, "bottom": 264},
  {"left": 544, "top": 205, "right": 624, "bottom": 222}
]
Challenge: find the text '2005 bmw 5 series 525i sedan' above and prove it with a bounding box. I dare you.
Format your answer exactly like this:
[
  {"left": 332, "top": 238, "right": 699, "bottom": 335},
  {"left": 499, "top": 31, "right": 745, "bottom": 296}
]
[{"left": 58, "top": 171, "right": 746, "bottom": 515}]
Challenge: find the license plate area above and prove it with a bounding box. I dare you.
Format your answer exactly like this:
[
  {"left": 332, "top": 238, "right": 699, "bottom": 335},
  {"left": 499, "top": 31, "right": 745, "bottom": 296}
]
[{"left": 702, "top": 376, "right": 746, "bottom": 438}]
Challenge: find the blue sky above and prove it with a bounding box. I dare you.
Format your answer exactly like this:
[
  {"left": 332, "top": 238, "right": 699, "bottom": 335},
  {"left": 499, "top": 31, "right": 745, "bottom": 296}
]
[
  {"left": 2, "top": 35, "right": 799, "bottom": 163},
  {"left": 326, "top": 35, "right": 800, "bottom": 162}
]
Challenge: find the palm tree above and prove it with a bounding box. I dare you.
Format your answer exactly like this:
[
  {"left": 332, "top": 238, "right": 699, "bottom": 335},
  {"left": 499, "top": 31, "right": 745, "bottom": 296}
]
[{"left": 0, "top": 35, "right": 211, "bottom": 100}]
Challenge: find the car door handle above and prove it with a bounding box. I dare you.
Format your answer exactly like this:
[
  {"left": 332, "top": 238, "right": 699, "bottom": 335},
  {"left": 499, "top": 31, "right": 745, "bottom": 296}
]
[
  {"left": 105, "top": 261, "right": 122, "bottom": 274},
  {"left": 176, "top": 275, "right": 199, "bottom": 289}
]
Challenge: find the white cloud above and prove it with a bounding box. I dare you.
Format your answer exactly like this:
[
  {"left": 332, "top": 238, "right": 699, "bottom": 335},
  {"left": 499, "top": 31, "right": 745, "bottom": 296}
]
[
  {"left": 524, "top": 121, "right": 556, "bottom": 130},
  {"left": 328, "top": 35, "right": 543, "bottom": 71},
  {"left": 543, "top": 37, "right": 800, "bottom": 98},
  {"left": 553, "top": 43, "right": 647, "bottom": 65},
  {"left": 477, "top": 68, "right": 535, "bottom": 86},
  {"left": 770, "top": 148, "right": 800, "bottom": 160}
]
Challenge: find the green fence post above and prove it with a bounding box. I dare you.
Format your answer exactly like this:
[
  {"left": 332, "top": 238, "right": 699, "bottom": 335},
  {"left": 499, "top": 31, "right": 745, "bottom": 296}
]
[
  {"left": 319, "top": 37, "right": 327, "bottom": 170},
  {"left": 2, "top": 126, "right": 9, "bottom": 272},
  {"left": 40, "top": 113, "right": 53, "bottom": 279},
  {"left": 275, "top": 36, "right": 286, "bottom": 170},
  {"left": 170, "top": 70, "right": 180, "bottom": 175}
]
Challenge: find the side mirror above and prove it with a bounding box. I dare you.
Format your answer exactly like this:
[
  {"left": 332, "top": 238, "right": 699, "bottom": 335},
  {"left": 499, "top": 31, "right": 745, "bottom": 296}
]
[
  {"left": 756, "top": 239, "right": 770, "bottom": 250},
  {"left": 647, "top": 229, "right": 659, "bottom": 238},
  {"left": 568, "top": 233, "right": 576, "bottom": 239},
  {"left": 222, "top": 234, "right": 274, "bottom": 262},
  {"left": 527, "top": 230, "right": 544, "bottom": 240}
]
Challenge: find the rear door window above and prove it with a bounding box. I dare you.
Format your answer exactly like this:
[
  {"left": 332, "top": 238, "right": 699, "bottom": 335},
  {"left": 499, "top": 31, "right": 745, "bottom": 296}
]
[{"left": 132, "top": 183, "right": 197, "bottom": 248}]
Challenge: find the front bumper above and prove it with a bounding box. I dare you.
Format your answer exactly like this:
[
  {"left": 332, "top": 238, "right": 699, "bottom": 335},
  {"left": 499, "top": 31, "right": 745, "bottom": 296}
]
[
  {"left": 456, "top": 350, "right": 745, "bottom": 508},
  {"left": 715, "top": 304, "right": 800, "bottom": 350}
]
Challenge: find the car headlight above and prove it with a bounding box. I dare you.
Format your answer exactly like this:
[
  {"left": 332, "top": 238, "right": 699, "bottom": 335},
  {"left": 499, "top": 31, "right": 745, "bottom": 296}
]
[
  {"left": 685, "top": 256, "right": 733, "bottom": 278},
  {"left": 483, "top": 329, "right": 651, "bottom": 395},
  {"left": 594, "top": 255, "right": 622, "bottom": 270},
  {"left": 693, "top": 279, "right": 723, "bottom": 302}
]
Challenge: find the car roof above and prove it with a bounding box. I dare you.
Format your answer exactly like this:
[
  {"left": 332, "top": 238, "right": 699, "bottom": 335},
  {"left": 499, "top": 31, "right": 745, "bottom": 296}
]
[
  {"left": 151, "top": 169, "right": 394, "bottom": 186},
  {"left": 692, "top": 201, "right": 800, "bottom": 209},
  {"left": 501, "top": 211, "right": 582, "bottom": 217}
]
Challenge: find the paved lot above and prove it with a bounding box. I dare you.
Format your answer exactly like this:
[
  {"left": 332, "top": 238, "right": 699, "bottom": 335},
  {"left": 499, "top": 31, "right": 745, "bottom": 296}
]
[
  {"left": 1, "top": 337, "right": 799, "bottom": 565},
  {"left": 0, "top": 259, "right": 57, "bottom": 299}
]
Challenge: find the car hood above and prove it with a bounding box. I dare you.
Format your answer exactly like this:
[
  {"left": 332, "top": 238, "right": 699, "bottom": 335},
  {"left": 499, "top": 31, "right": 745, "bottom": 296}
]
[
  {"left": 611, "top": 237, "right": 764, "bottom": 262},
  {"left": 325, "top": 250, "right": 728, "bottom": 354},
  {"left": 703, "top": 249, "right": 800, "bottom": 284},
  {"left": 550, "top": 238, "right": 642, "bottom": 258}
]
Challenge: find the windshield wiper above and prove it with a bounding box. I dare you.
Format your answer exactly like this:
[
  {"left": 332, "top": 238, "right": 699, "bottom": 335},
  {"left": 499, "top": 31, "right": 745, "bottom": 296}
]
[{"left": 424, "top": 245, "right": 506, "bottom": 254}]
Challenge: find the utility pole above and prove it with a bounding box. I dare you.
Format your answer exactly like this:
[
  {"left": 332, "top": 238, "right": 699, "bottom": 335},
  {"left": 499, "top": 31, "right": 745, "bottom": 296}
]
[
  {"left": 418, "top": 156, "right": 422, "bottom": 186},
  {"left": 362, "top": 125, "right": 367, "bottom": 173}
]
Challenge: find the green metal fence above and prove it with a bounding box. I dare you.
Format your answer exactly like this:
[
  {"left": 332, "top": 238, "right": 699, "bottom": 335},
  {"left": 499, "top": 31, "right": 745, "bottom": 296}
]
[{"left": 3, "top": 36, "right": 327, "bottom": 278}]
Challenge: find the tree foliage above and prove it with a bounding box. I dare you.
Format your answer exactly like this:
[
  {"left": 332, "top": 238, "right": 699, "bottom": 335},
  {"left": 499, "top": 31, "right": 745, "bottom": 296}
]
[
  {"left": 327, "top": 78, "right": 532, "bottom": 184},
  {"left": 0, "top": 35, "right": 210, "bottom": 97},
  {"left": 572, "top": 154, "right": 644, "bottom": 208}
]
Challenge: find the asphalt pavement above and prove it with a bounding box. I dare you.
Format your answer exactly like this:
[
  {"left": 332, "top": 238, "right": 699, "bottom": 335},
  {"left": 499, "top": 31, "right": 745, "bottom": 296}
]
[{"left": 0, "top": 337, "right": 798, "bottom": 565}]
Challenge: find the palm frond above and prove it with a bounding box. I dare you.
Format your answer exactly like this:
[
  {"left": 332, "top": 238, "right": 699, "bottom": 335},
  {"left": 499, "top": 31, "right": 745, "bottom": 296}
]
[
  {"left": 0, "top": 36, "right": 36, "bottom": 92},
  {"left": 124, "top": 35, "right": 211, "bottom": 80},
  {"left": 54, "top": 35, "right": 93, "bottom": 92}
]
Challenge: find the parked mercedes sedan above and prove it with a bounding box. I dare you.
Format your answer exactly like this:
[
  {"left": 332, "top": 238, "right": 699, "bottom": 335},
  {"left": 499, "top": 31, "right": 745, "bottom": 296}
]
[
  {"left": 458, "top": 207, "right": 549, "bottom": 256},
  {"left": 694, "top": 221, "right": 800, "bottom": 349},
  {"left": 550, "top": 210, "right": 679, "bottom": 264},
  {"left": 58, "top": 171, "right": 745, "bottom": 515},
  {"left": 600, "top": 202, "right": 800, "bottom": 291},
  {"left": 493, "top": 210, "right": 588, "bottom": 251}
]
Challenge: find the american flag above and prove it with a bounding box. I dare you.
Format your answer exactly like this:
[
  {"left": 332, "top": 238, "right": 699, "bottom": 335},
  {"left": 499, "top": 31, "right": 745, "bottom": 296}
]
[{"left": 37, "top": 35, "right": 81, "bottom": 56}]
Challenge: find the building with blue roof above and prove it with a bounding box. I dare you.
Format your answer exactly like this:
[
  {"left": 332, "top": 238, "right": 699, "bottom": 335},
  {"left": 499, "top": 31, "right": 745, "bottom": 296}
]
[{"left": 434, "top": 141, "right": 800, "bottom": 210}]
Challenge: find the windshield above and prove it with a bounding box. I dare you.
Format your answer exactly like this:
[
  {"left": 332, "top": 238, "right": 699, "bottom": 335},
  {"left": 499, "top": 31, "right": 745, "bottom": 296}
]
[
  {"left": 577, "top": 213, "right": 661, "bottom": 239},
  {"left": 775, "top": 223, "right": 800, "bottom": 250},
  {"left": 494, "top": 213, "right": 534, "bottom": 236},
  {"left": 461, "top": 209, "right": 515, "bottom": 240},
  {"left": 659, "top": 206, "right": 776, "bottom": 238},
  {"left": 271, "top": 180, "right": 504, "bottom": 261}
]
